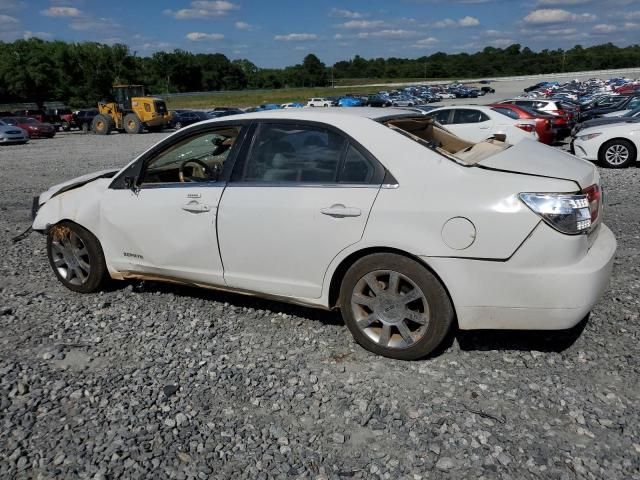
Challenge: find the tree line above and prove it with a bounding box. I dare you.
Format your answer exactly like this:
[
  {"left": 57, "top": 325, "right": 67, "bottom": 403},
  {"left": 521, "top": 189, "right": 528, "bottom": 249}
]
[{"left": 0, "top": 38, "right": 639, "bottom": 107}]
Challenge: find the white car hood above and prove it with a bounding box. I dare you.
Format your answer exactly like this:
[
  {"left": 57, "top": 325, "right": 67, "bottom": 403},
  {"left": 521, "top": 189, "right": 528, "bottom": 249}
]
[
  {"left": 478, "top": 139, "right": 597, "bottom": 189},
  {"left": 38, "top": 168, "right": 120, "bottom": 204}
]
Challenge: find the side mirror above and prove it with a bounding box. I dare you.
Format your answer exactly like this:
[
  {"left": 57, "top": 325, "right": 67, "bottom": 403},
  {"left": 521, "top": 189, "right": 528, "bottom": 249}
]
[{"left": 124, "top": 176, "right": 139, "bottom": 192}]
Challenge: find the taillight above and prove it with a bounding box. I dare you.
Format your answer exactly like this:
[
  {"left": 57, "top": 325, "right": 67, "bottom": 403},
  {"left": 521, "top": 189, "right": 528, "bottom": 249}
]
[
  {"left": 582, "top": 184, "right": 601, "bottom": 223},
  {"left": 544, "top": 119, "right": 551, "bottom": 130},
  {"left": 519, "top": 192, "right": 592, "bottom": 235},
  {"left": 516, "top": 124, "right": 535, "bottom": 132}
]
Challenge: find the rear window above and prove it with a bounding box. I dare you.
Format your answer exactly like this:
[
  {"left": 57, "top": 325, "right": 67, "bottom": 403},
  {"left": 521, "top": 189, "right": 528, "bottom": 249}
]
[{"left": 492, "top": 107, "right": 519, "bottom": 120}]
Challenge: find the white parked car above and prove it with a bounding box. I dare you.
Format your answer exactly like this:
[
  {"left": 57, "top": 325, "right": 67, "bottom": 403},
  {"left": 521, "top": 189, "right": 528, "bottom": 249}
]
[
  {"left": 439, "top": 92, "right": 456, "bottom": 99},
  {"left": 428, "top": 105, "right": 538, "bottom": 144},
  {"left": 32, "top": 108, "right": 616, "bottom": 360},
  {"left": 572, "top": 122, "right": 640, "bottom": 168},
  {"left": 306, "top": 98, "right": 333, "bottom": 107}
]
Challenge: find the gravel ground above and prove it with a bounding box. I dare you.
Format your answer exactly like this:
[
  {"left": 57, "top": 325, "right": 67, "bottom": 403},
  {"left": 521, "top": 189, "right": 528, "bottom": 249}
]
[{"left": 1, "top": 131, "right": 639, "bottom": 480}]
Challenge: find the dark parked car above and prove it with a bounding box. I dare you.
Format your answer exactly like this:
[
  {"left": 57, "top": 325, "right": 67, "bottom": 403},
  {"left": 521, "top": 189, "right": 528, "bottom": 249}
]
[
  {"left": 12, "top": 109, "right": 47, "bottom": 123},
  {"left": 366, "top": 95, "right": 392, "bottom": 107},
  {"left": 572, "top": 107, "right": 640, "bottom": 136},
  {"left": 579, "top": 94, "right": 640, "bottom": 121},
  {"left": 481, "top": 86, "right": 495, "bottom": 94},
  {"left": 0, "top": 116, "right": 55, "bottom": 138},
  {"left": 207, "top": 108, "right": 244, "bottom": 118},
  {"left": 47, "top": 108, "right": 74, "bottom": 131},
  {"left": 73, "top": 109, "right": 99, "bottom": 131},
  {"left": 168, "top": 110, "right": 211, "bottom": 129}
]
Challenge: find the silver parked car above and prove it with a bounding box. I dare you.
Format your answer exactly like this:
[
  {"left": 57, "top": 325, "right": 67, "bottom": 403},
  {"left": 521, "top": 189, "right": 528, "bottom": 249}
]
[{"left": 0, "top": 119, "right": 28, "bottom": 145}]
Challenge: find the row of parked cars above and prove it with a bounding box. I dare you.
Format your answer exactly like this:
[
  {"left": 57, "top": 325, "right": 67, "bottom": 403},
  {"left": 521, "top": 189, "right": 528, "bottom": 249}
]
[{"left": 515, "top": 76, "right": 640, "bottom": 168}]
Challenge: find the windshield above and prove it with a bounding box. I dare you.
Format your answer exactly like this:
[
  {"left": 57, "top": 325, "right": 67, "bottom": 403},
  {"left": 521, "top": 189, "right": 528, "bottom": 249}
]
[
  {"left": 624, "top": 107, "right": 640, "bottom": 117},
  {"left": 24, "top": 118, "right": 38, "bottom": 124}
]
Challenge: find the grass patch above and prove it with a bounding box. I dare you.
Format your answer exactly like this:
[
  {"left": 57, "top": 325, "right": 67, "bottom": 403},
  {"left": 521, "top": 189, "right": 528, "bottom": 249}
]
[{"left": 164, "top": 86, "right": 382, "bottom": 109}]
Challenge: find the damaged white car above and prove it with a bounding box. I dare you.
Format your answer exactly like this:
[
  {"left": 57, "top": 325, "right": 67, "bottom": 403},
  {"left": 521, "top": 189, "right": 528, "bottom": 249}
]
[{"left": 32, "top": 108, "right": 616, "bottom": 360}]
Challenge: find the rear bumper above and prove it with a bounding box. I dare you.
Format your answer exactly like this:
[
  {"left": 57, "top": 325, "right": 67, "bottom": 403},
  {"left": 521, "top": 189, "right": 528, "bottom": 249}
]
[{"left": 425, "top": 223, "right": 616, "bottom": 330}]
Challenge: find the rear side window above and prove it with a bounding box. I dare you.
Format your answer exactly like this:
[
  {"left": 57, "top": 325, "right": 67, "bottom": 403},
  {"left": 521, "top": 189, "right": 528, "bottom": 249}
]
[
  {"left": 242, "top": 123, "right": 347, "bottom": 183},
  {"left": 514, "top": 100, "right": 534, "bottom": 108},
  {"left": 492, "top": 107, "right": 519, "bottom": 120},
  {"left": 340, "top": 145, "right": 374, "bottom": 184},
  {"left": 452, "top": 109, "right": 490, "bottom": 124}
]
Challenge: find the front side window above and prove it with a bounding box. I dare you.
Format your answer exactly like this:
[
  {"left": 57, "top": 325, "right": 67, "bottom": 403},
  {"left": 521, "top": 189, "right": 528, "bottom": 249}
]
[
  {"left": 431, "top": 109, "right": 451, "bottom": 125},
  {"left": 141, "top": 126, "right": 241, "bottom": 185},
  {"left": 452, "top": 109, "right": 490, "bottom": 124},
  {"left": 241, "top": 123, "right": 347, "bottom": 183},
  {"left": 627, "top": 97, "right": 640, "bottom": 110}
]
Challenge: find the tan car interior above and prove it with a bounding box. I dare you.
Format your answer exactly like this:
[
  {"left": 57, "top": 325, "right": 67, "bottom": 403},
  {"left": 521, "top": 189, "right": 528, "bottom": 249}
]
[{"left": 385, "top": 117, "right": 509, "bottom": 165}]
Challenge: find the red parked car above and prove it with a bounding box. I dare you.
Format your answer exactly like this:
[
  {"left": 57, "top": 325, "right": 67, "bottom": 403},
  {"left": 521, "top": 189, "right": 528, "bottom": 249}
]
[
  {"left": 489, "top": 104, "right": 556, "bottom": 145},
  {"left": 0, "top": 117, "right": 56, "bottom": 138}
]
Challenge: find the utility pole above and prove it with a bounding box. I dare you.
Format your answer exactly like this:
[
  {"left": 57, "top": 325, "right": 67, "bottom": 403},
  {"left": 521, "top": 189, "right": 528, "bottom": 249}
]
[{"left": 561, "top": 51, "right": 566, "bottom": 73}]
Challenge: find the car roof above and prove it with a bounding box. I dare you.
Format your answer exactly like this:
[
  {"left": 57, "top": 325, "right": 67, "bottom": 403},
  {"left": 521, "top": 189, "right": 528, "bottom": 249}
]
[{"left": 199, "top": 107, "right": 415, "bottom": 124}]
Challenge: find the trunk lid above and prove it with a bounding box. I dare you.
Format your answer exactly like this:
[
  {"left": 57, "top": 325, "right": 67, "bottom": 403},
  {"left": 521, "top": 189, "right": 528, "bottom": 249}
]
[{"left": 478, "top": 138, "right": 598, "bottom": 189}]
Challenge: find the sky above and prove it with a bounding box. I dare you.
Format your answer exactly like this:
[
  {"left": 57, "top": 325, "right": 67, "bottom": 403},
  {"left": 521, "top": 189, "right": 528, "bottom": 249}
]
[{"left": 0, "top": 0, "right": 639, "bottom": 67}]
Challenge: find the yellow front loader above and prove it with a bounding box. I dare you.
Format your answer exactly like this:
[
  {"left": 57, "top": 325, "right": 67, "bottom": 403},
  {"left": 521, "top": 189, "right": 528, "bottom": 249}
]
[{"left": 91, "top": 85, "right": 171, "bottom": 135}]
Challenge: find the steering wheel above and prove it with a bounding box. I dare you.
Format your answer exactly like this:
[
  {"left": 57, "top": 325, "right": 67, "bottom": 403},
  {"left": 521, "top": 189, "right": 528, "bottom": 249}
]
[{"left": 179, "top": 158, "right": 213, "bottom": 183}]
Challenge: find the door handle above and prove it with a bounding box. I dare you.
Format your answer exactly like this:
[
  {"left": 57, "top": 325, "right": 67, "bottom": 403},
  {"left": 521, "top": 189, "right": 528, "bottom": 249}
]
[
  {"left": 182, "top": 201, "right": 210, "bottom": 213},
  {"left": 321, "top": 204, "right": 361, "bottom": 218}
]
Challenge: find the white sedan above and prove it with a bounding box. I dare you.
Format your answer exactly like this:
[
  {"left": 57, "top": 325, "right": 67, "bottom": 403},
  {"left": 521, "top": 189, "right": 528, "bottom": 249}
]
[
  {"left": 572, "top": 122, "right": 640, "bottom": 168},
  {"left": 427, "top": 105, "right": 537, "bottom": 144},
  {"left": 32, "top": 108, "right": 616, "bottom": 360}
]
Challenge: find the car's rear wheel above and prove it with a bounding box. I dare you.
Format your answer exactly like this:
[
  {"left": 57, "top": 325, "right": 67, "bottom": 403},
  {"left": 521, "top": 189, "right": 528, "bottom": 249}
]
[
  {"left": 46, "top": 222, "right": 108, "bottom": 293},
  {"left": 61, "top": 121, "right": 71, "bottom": 132},
  {"left": 339, "top": 253, "right": 454, "bottom": 360},
  {"left": 598, "top": 139, "right": 636, "bottom": 168}
]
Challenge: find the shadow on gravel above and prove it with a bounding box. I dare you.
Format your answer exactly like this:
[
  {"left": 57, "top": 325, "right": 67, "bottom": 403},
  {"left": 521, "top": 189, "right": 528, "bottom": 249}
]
[
  {"left": 123, "top": 280, "right": 344, "bottom": 326},
  {"left": 455, "top": 316, "right": 588, "bottom": 353}
]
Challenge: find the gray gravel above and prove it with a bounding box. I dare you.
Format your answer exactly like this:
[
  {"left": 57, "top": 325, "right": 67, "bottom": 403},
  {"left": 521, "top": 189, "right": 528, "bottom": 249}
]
[{"left": 1, "top": 131, "right": 639, "bottom": 479}]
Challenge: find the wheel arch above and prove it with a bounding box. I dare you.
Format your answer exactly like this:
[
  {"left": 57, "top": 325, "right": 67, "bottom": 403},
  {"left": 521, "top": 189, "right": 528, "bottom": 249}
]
[
  {"left": 598, "top": 137, "right": 638, "bottom": 160},
  {"left": 327, "top": 246, "right": 456, "bottom": 315}
]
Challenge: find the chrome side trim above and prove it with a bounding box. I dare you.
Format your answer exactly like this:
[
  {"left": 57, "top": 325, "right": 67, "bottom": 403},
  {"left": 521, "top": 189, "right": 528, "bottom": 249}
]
[
  {"left": 225, "top": 182, "right": 381, "bottom": 189},
  {"left": 381, "top": 183, "right": 399, "bottom": 189},
  {"left": 140, "top": 182, "right": 225, "bottom": 190}
]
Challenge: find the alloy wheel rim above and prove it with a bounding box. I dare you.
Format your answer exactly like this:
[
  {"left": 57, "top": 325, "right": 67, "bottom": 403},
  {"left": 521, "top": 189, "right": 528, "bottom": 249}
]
[
  {"left": 350, "top": 270, "right": 430, "bottom": 349},
  {"left": 51, "top": 229, "right": 91, "bottom": 285},
  {"left": 605, "top": 144, "right": 629, "bottom": 165}
]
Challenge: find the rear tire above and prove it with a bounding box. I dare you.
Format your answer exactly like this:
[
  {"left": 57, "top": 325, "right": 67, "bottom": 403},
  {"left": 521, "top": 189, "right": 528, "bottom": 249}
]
[
  {"left": 91, "top": 114, "right": 112, "bottom": 135},
  {"left": 46, "top": 222, "right": 108, "bottom": 293},
  {"left": 339, "top": 253, "right": 454, "bottom": 360},
  {"left": 123, "top": 113, "right": 142, "bottom": 134},
  {"left": 61, "top": 121, "right": 71, "bottom": 132},
  {"left": 598, "top": 139, "right": 636, "bottom": 168}
]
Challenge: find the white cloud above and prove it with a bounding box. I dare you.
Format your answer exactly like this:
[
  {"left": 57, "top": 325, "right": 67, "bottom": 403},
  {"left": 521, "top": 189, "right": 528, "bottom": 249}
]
[
  {"left": 41, "top": 6, "right": 81, "bottom": 17},
  {"left": 592, "top": 24, "right": 617, "bottom": 33},
  {"left": 235, "top": 21, "right": 252, "bottom": 30},
  {"left": 358, "top": 29, "right": 419, "bottom": 39},
  {"left": 458, "top": 16, "right": 480, "bottom": 27},
  {"left": 536, "top": 0, "right": 592, "bottom": 5},
  {"left": 627, "top": 11, "right": 640, "bottom": 19},
  {"left": 23, "top": 30, "right": 52, "bottom": 39},
  {"left": 330, "top": 8, "right": 364, "bottom": 19},
  {"left": 186, "top": 32, "right": 225, "bottom": 41},
  {"left": 339, "top": 20, "right": 386, "bottom": 29},
  {"left": 410, "top": 36, "right": 439, "bottom": 47},
  {"left": 334, "top": 33, "right": 344, "bottom": 39},
  {"left": 523, "top": 9, "right": 595, "bottom": 24},
  {"left": 434, "top": 16, "right": 480, "bottom": 27},
  {"left": 0, "top": 13, "right": 18, "bottom": 23},
  {"left": 164, "top": 1, "right": 238, "bottom": 20},
  {"left": 274, "top": 33, "right": 318, "bottom": 41},
  {"left": 70, "top": 16, "right": 119, "bottom": 31}
]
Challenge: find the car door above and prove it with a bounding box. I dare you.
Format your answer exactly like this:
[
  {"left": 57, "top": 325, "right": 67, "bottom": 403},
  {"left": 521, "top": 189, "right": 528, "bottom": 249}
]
[
  {"left": 217, "top": 121, "right": 385, "bottom": 299},
  {"left": 445, "top": 109, "right": 493, "bottom": 142},
  {"left": 100, "top": 123, "right": 248, "bottom": 285}
]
